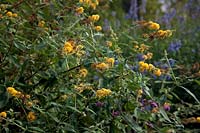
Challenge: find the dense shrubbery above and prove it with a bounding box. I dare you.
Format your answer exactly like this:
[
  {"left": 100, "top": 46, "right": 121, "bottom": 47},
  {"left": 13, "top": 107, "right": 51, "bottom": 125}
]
[{"left": 0, "top": 0, "right": 200, "bottom": 132}]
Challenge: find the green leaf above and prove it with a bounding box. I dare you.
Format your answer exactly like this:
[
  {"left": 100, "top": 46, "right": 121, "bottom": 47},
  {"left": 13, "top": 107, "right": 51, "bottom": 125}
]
[
  {"left": 28, "top": 127, "right": 45, "bottom": 133},
  {"left": 179, "top": 86, "right": 200, "bottom": 104},
  {"left": 159, "top": 108, "right": 172, "bottom": 123},
  {"left": 0, "top": 87, "right": 9, "bottom": 109},
  {"left": 66, "top": 106, "right": 82, "bottom": 114}
]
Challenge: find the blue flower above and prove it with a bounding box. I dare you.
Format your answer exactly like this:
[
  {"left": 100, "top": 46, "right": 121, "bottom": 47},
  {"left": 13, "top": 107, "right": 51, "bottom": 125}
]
[{"left": 168, "top": 40, "right": 182, "bottom": 52}]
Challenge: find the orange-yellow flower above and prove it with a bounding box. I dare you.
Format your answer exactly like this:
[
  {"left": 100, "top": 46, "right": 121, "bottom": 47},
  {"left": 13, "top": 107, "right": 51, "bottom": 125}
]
[
  {"left": 62, "top": 41, "right": 75, "bottom": 54},
  {"left": 76, "top": 7, "right": 84, "bottom": 15},
  {"left": 27, "top": 112, "right": 36, "bottom": 122},
  {"left": 6, "top": 11, "right": 12, "bottom": 17},
  {"left": 148, "top": 21, "right": 160, "bottom": 30},
  {"left": 12, "top": 13, "right": 18, "bottom": 17},
  {"left": 153, "top": 68, "right": 162, "bottom": 76},
  {"left": 79, "top": 68, "right": 88, "bottom": 77},
  {"left": 105, "top": 57, "right": 115, "bottom": 67},
  {"left": 88, "top": 14, "right": 100, "bottom": 22},
  {"left": 38, "top": 21, "right": 45, "bottom": 28},
  {"left": 95, "top": 62, "right": 109, "bottom": 71},
  {"left": 7, "top": 87, "right": 22, "bottom": 98},
  {"left": 96, "top": 88, "right": 112, "bottom": 98},
  {"left": 0, "top": 112, "right": 7, "bottom": 118},
  {"left": 94, "top": 26, "right": 102, "bottom": 31}
]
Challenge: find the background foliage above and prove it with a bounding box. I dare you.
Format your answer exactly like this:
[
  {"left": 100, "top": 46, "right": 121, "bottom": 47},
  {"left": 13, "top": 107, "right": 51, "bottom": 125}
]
[{"left": 0, "top": 0, "right": 200, "bottom": 132}]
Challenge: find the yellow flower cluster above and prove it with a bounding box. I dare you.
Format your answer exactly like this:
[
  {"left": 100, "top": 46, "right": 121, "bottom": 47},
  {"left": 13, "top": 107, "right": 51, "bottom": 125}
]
[
  {"left": 74, "top": 83, "right": 93, "bottom": 93},
  {"left": 8, "top": 87, "right": 31, "bottom": 98},
  {"left": 27, "top": 112, "right": 36, "bottom": 122},
  {"left": 62, "top": 40, "right": 75, "bottom": 54},
  {"left": 62, "top": 41, "right": 85, "bottom": 56},
  {"left": 6, "top": 11, "right": 18, "bottom": 17},
  {"left": 139, "top": 61, "right": 161, "bottom": 76},
  {"left": 88, "top": 14, "right": 100, "bottom": 22},
  {"left": 96, "top": 88, "right": 112, "bottom": 98},
  {"left": 154, "top": 30, "right": 173, "bottom": 38},
  {"left": 93, "top": 57, "right": 115, "bottom": 71},
  {"left": 95, "top": 62, "right": 109, "bottom": 71},
  {"left": 134, "top": 44, "right": 150, "bottom": 53},
  {"left": 137, "top": 20, "right": 160, "bottom": 30},
  {"left": 76, "top": 7, "right": 84, "bottom": 15},
  {"left": 79, "top": 68, "right": 88, "bottom": 77},
  {"left": 7, "top": 87, "right": 23, "bottom": 98},
  {"left": 94, "top": 25, "right": 102, "bottom": 31},
  {"left": 38, "top": 21, "right": 45, "bottom": 28},
  {"left": 79, "top": 0, "right": 99, "bottom": 10},
  {"left": 0, "top": 112, "right": 7, "bottom": 118},
  {"left": 148, "top": 21, "right": 160, "bottom": 30},
  {"left": 105, "top": 57, "right": 115, "bottom": 67}
]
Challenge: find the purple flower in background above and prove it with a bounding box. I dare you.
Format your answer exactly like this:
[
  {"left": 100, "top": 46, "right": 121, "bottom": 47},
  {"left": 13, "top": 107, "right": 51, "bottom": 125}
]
[
  {"left": 160, "top": 8, "right": 176, "bottom": 28},
  {"left": 103, "top": 19, "right": 110, "bottom": 31},
  {"left": 136, "top": 53, "right": 145, "bottom": 61},
  {"left": 163, "top": 102, "right": 170, "bottom": 111},
  {"left": 168, "top": 40, "right": 182, "bottom": 52},
  {"left": 168, "top": 58, "right": 176, "bottom": 67},
  {"left": 114, "top": 60, "right": 119, "bottom": 65},
  {"left": 126, "top": 0, "right": 139, "bottom": 20},
  {"left": 150, "top": 101, "right": 158, "bottom": 108},
  {"left": 95, "top": 101, "right": 104, "bottom": 107},
  {"left": 112, "top": 111, "right": 120, "bottom": 117},
  {"left": 161, "top": 64, "right": 169, "bottom": 69}
]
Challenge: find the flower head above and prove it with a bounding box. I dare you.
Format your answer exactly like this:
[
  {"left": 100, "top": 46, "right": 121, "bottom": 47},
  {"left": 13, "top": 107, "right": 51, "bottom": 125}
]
[
  {"left": 94, "top": 26, "right": 102, "bottom": 31},
  {"left": 148, "top": 21, "right": 160, "bottom": 30},
  {"left": 27, "top": 112, "right": 36, "bottom": 122},
  {"left": 76, "top": 7, "right": 84, "bottom": 15},
  {"left": 96, "top": 88, "right": 112, "bottom": 98},
  {"left": 163, "top": 102, "right": 170, "bottom": 111},
  {"left": 79, "top": 68, "right": 88, "bottom": 77},
  {"left": 62, "top": 41, "right": 75, "bottom": 54},
  {"left": 88, "top": 14, "right": 100, "bottom": 22},
  {"left": 38, "top": 21, "right": 45, "bottom": 28},
  {"left": 6, "top": 11, "right": 13, "bottom": 17},
  {"left": 105, "top": 57, "right": 115, "bottom": 67},
  {"left": 0, "top": 112, "right": 7, "bottom": 118}
]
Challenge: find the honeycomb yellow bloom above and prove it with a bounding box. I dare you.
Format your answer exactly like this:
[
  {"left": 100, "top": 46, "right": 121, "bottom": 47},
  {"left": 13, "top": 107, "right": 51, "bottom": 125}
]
[
  {"left": 105, "top": 57, "right": 115, "bottom": 67},
  {"left": 38, "top": 21, "right": 45, "bottom": 28},
  {"left": 95, "top": 62, "right": 109, "bottom": 71},
  {"left": 6, "top": 11, "right": 12, "bottom": 17},
  {"left": 27, "top": 112, "right": 36, "bottom": 122},
  {"left": 76, "top": 7, "right": 84, "bottom": 15},
  {"left": 79, "top": 68, "right": 88, "bottom": 77},
  {"left": 148, "top": 21, "right": 160, "bottom": 30},
  {"left": 146, "top": 52, "right": 153, "bottom": 59},
  {"left": 94, "top": 26, "right": 102, "bottom": 31},
  {"left": 0, "top": 112, "right": 7, "bottom": 118},
  {"left": 12, "top": 13, "right": 18, "bottom": 17},
  {"left": 88, "top": 14, "right": 100, "bottom": 22},
  {"left": 153, "top": 68, "right": 162, "bottom": 76},
  {"left": 148, "top": 64, "right": 155, "bottom": 71},
  {"left": 96, "top": 88, "right": 112, "bottom": 98},
  {"left": 62, "top": 41, "right": 75, "bottom": 54},
  {"left": 74, "top": 83, "right": 92, "bottom": 93},
  {"left": 7, "top": 87, "right": 22, "bottom": 98}
]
